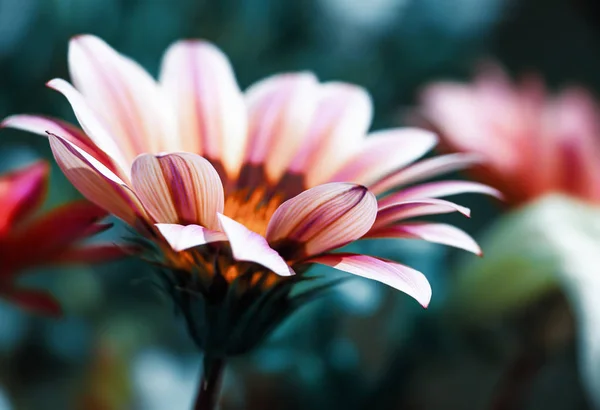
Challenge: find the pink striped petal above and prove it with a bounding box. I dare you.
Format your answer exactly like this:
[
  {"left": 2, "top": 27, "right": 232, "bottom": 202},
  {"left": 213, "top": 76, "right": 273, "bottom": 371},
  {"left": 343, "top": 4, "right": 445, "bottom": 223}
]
[
  {"left": 245, "top": 73, "right": 319, "bottom": 182},
  {"left": 160, "top": 41, "right": 246, "bottom": 176},
  {"left": 308, "top": 253, "right": 431, "bottom": 307},
  {"left": 329, "top": 128, "right": 438, "bottom": 186},
  {"left": 47, "top": 78, "right": 131, "bottom": 175},
  {"left": 47, "top": 133, "right": 147, "bottom": 227},
  {"left": 131, "top": 153, "right": 224, "bottom": 229},
  {"left": 217, "top": 214, "right": 294, "bottom": 277},
  {"left": 155, "top": 223, "right": 227, "bottom": 252},
  {"left": 1, "top": 115, "right": 122, "bottom": 176},
  {"left": 379, "top": 181, "right": 503, "bottom": 207},
  {"left": 373, "top": 199, "right": 470, "bottom": 230},
  {"left": 69, "top": 35, "right": 171, "bottom": 156},
  {"left": 290, "top": 83, "right": 373, "bottom": 186},
  {"left": 266, "top": 183, "right": 377, "bottom": 258},
  {"left": 367, "top": 222, "right": 481, "bottom": 255},
  {"left": 370, "top": 153, "right": 483, "bottom": 195}
]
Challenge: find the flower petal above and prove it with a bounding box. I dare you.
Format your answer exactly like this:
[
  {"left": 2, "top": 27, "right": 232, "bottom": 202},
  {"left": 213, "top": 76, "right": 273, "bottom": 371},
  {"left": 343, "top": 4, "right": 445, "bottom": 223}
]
[
  {"left": 47, "top": 78, "right": 131, "bottom": 174},
  {"left": 0, "top": 161, "right": 48, "bottom": 235},
  {"left": 131, "top": 153, "right": 224, "bottom": 229},
  {"left": 369, "top": 153, "right": 483, "bottom": 195},
  {"left": 244, "top": 73, "right": 319, "bottom": 182},
  {"left": 329, "top": 128, "right": 438, "bottom": 186},
  {"left": 266, "top": 183, "right": 377, "bottom": 258},
  {"left": 373, "top": 199, "right": 470, "bottom": 230},
  {"left": 217, "top": 214, "right": 293, "bottom": 277},
  {"left": 8, "top": 200, "right": 108, "bottom": 260},
  {"left": 307, "top": 253, "right": 432, "bottom": 307},
  {"left": 155, "top": 223, "right": 227, "bottom": 252},
  {"left": 1, "top": 115, "right": 121, "bottom": 175},
  {"left": 160, "top": 40, "right": 246, "bottom": 176},
  {"left": 379, "top": 180, "right": 503, "bottom": 207},
  {"left": 69, "top": 35, "right": 171, "bottom": 156},
  {"left": 47, "top": 133, "right": 147, "bottom": 228},
  {"left": 367, "top": 222, "right": 482, "bottom": 255},
  {"left": 3, "top": 288, "right": 62, "bottom": 317},
  {"left": 49, "top": 244, "right": 131, "bottom": 264},
  {"left": 289, "top": 83, "right": 373, "bottom": 186}
]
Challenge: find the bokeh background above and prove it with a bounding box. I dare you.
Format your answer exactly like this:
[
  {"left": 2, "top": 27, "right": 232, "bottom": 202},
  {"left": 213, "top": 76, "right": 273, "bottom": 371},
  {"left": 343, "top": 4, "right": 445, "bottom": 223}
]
[{"left": 1, "top": 0, "right": 600, "bottom": 409}]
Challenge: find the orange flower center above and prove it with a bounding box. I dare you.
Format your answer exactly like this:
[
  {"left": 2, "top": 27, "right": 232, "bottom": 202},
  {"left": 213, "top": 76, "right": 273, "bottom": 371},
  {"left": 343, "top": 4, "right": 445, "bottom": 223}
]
[
  {"left": 162, "top": 188, "right": 285, "bottom": 287},
  {"left": 223, "top": 188, "right": 283, "bottom": 237}
]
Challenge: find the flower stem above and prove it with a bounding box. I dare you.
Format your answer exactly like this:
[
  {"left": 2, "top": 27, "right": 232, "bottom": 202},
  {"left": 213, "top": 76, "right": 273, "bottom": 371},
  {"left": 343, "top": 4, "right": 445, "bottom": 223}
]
[{"left": 194, "top": 356, "right": 225, "bottom": 410}]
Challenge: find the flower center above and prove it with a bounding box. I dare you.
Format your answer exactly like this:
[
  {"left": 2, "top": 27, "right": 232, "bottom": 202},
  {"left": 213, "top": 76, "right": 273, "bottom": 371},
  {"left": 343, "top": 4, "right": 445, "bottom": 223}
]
[{"left": 223, "top": 188, "right": 282, "bottom": 237}]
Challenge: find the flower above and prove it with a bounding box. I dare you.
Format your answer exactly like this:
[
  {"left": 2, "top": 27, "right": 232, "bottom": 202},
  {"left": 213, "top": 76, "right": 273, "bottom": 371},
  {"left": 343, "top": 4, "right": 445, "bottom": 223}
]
[
  {"left": 417, "top": 63, "right": 600, "bottom": 206},
  {"left": 0, "top": 160, "right": 124, "bottom": 316},
  {"left": 2, "top": 35, "right": 498, "bottom": 351}
]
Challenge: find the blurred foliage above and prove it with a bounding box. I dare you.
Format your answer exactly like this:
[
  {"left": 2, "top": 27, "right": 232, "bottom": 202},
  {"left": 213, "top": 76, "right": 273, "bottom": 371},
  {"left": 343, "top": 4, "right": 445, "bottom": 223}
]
[{"left": 0, "top": 0, "right": 599, "bottom": 409}]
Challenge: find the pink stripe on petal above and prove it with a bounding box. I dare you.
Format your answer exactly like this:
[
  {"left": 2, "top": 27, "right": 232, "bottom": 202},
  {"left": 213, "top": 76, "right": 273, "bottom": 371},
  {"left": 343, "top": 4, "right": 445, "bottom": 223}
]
[
  {"left": 370, "top": 153, "right": 483, "bottom": 195},
  {"left": 131, "top": 153, "right": 224, "bottom": 229},
  {"left": 1, "top": 115, "right": 122, "bottom": 176},
  {"left": 47, "top": 78, "right": 131, "bottom": 175},
  {"left": 130, "top": 154, "right": 178, "bottom": 223},
  {"left": 217, "top": 214, "right": 294, "bottom": 277},
  {"left": 379, "top": 180, "right": 502, "bottom": 207},
  {"left": 373, "top": 199, "right": 470, "bottom": 230},
  {"left": 69, "top": 35, "right": 171, "bottom": 156},
  {"left": 266, "top": 183, "right": 377, "bottom": 257},
  {"left": 244, "top": 73, "right": 319, "bottom": 182},
  {"left": 155, "top": 223, "right": 227, "bottom": 252},
  {"left": 157, "top": 153, "right": 224, "bottom": 229},
  {"left": 367, "top": 222, "right": 482, "bottom": 255},
  {"left": 308, "top": 253, "right": 432, "bottom": 307},
  {"left": 292, "top": 83, "right": 373, "bottom": 186},
  {"left": 160, "top": 41, "right": 246, "bottom": 177},
  {"left": 329, "top": 128, "right": 437, "bottom": 186},
  {"left": 48, "top": 134, "right": 147, "bottom": 227}
]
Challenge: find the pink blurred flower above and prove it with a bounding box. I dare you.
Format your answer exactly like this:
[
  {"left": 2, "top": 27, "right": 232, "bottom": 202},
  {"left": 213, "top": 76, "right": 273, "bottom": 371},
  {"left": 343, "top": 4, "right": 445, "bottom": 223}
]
[
  {"left": 0, "top": 160, "right": 124, "bottom": 316},
  {"left": 2, "top": 35, "right": 499, "bottom": 308},
  {"left": 418, "top": 63, "right": 600, "bottom": 206}
]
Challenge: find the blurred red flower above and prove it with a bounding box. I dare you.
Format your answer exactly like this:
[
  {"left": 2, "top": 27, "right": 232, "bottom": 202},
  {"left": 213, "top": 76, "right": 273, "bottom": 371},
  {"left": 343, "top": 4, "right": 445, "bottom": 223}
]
[{"left": 0, "top": 160, "right": 125, "bottom": 316}]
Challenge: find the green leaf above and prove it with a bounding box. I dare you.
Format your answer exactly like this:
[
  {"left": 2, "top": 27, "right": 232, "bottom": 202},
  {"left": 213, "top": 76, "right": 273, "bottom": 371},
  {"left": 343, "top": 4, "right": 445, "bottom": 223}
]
[{"left": 449, "top": 194, "right": 600, "bottom": 407}]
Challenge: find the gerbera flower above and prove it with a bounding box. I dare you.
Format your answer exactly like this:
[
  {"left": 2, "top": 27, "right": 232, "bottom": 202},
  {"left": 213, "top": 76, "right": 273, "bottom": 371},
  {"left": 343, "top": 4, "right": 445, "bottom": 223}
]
[
  {"left": 2, "top": 35, "right": 497, "bottom": 408},
  {"left": 0, "top": 160, "right": 123, "bottom": 316},
  {"left": 417, "top": 63, "right": 600, "bottom": 206}
]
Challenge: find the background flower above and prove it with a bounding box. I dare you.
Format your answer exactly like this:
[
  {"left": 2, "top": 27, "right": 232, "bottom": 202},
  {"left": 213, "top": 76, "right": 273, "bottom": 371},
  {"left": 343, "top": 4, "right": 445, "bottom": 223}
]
[
  {"left": 417, "top": 63, "right": 600, "bottom": 206},
  {"left": 0, "top": 160, "right": 124, "bottom": 316},
  {"left": 416, "top": 63, "right": 600, "bottom": 409}
]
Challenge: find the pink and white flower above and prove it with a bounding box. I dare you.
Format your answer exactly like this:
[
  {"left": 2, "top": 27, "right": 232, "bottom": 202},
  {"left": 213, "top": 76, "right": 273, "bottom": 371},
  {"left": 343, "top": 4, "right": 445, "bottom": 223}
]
[
  {"left": 2, "top": 35, "right": 499, "bottom": 308},
  {"left": 418, "top": 63, "right": 600, "bottom": 207}
]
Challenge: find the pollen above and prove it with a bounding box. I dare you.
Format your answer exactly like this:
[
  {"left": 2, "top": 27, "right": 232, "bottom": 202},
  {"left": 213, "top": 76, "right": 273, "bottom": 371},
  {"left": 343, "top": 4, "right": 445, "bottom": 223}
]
[{"left": 223, "top": 188, "right": 282, "bottom": 237}]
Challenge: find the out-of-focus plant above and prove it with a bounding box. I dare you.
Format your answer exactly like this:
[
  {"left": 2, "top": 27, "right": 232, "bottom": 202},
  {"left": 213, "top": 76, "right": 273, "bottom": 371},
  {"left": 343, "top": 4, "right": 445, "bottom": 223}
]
[
  {"left": 0, "top": 160, "right": 125, "bottom": 316},
  {"left": 2, "top": 34, "right": 497, "bottom": 409},
  {"left": 416, "top": 63, "right": 600, "bottom": 407}
]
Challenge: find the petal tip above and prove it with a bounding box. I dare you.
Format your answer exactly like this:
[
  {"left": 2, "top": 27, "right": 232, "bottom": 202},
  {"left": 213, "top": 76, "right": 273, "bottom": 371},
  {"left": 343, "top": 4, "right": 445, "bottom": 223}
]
[
  {"left": 45, "top": 78, "right": 62, "bottom": 90},
  {"left": 0, "top": 116, "right": 13, "bottom": 129}
]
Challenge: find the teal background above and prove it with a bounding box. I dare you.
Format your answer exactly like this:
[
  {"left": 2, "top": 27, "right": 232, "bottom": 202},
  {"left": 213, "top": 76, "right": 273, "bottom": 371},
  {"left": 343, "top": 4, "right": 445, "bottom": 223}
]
[{"left": 0, "top": 0, "right": 597, "bottom": 408}]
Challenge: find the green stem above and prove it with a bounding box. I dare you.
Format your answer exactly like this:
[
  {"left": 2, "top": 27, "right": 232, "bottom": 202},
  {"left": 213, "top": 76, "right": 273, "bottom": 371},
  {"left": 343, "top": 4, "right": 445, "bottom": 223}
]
[{"left": 193, "top": 356, "right": 225, "bottom": 410}]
